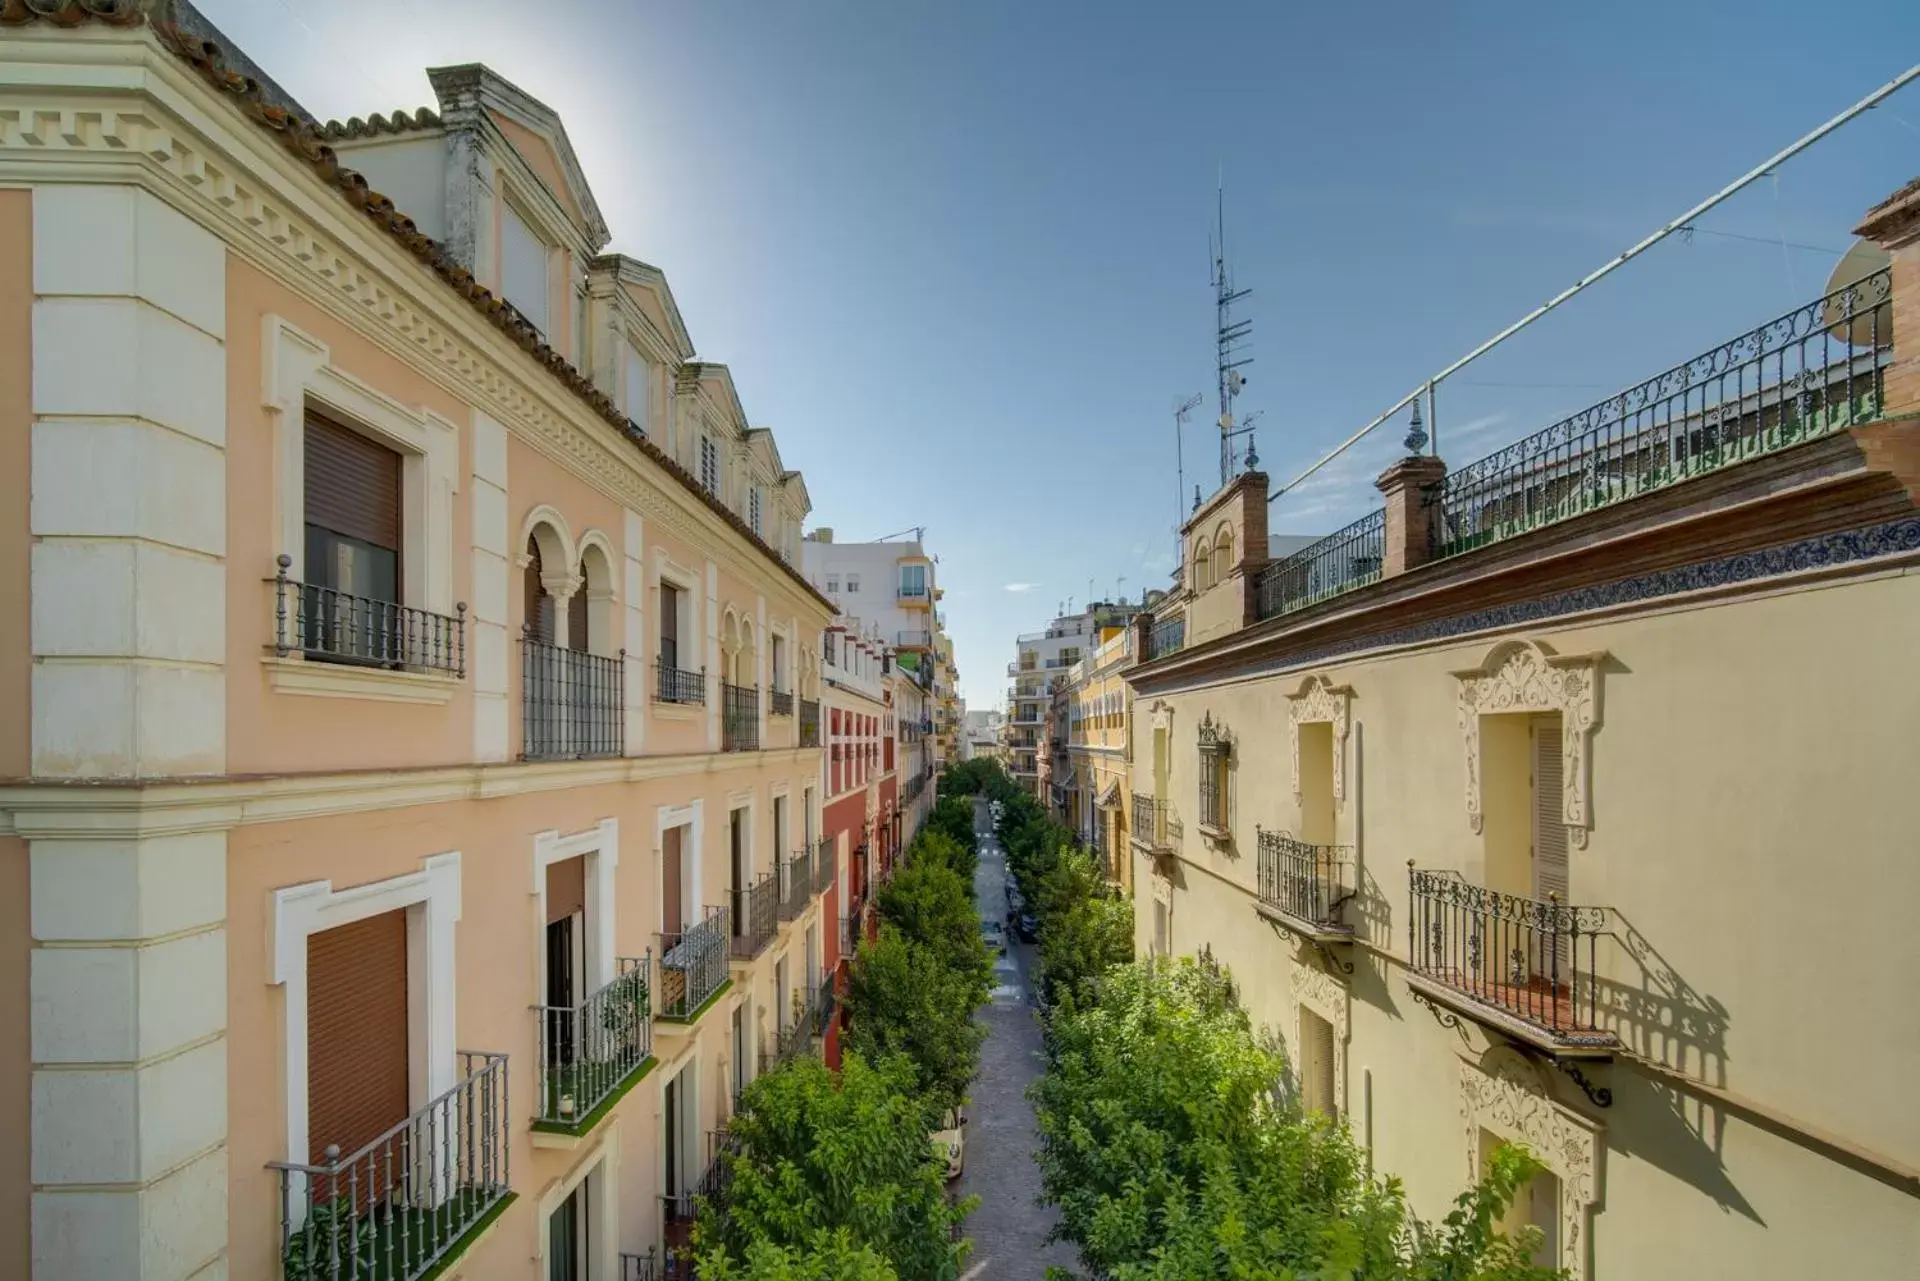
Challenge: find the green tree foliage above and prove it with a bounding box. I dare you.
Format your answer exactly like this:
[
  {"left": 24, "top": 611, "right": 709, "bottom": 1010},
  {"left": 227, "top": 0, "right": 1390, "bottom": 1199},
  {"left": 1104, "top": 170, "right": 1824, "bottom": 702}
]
[
  {"left": 1031, "top": 845, "right": 1134, "bottom": 1010},
  {"left": 701, "top": 1053, "right": 972, "bottom": 1280},
  {"left": 876, "top": 853, "right": 994, "bottom": 997},
  {"left": 841, "top": 926, "right": 987, "bottom": 1114},
  {"left": 902, "top": 828, "right": 975, "bottom": 888},
  {"left": 1031, "top": 956, "right": 1565, "bottom": 1280},
  {"left": 937, "top": 757, "right": 1017, "bottom": 800}
]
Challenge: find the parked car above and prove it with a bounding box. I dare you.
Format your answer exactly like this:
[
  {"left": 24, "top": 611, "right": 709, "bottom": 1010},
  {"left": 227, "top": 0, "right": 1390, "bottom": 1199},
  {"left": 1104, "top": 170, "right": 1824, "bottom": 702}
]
[
  {"left": 1015, "top": 912, "right": 1039, "bottom": 943},
  {"left": 933, "top": 1105, "right": 967, "bottom": 1180},
  {"left": 980, "top": 920, "right": 1007, "bottom": 956}
]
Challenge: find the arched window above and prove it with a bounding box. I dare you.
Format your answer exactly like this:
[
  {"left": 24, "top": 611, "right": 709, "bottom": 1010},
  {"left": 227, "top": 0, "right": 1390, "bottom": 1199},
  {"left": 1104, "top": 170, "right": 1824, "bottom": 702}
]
[
  {"left": 1193, "top": 539, "right": 1213, "bottom": 592},
  {"left": 576, "top": 540, "right": 617, "bottom": 655},
  {"left": 1215, "top": 525, "right": 1235, "bottom": 580}
]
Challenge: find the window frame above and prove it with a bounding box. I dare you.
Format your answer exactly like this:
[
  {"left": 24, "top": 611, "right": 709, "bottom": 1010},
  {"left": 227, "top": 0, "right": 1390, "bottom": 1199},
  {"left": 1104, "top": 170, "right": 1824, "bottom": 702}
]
[{"left": 499, "top": 195, "right": 553, "bottom": 339}]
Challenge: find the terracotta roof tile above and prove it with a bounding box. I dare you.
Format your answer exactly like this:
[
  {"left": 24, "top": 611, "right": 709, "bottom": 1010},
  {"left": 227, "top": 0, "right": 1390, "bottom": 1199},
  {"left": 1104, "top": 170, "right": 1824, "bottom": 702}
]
[
  {"left": 319, "top": 107, "right": 443, "bottom": 140},
  {"left": 9, "top": 0, "right": 832, "bottom": 613}
]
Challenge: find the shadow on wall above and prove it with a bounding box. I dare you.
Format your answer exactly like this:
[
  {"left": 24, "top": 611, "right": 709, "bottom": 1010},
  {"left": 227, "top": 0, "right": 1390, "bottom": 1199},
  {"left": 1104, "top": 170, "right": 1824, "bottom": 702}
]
[{"left": 1594, "top": 914, "right": 1759, "bottom": 1224}]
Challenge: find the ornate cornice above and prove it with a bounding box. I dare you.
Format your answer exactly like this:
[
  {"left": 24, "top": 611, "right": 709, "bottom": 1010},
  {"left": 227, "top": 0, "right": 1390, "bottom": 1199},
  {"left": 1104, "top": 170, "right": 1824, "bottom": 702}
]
[
  {"left": 1286, "top": 674, "right": 1353, "bottom": 805},
  {"left": 1452, "top": 640, "right": 1603, "bottom": 848},
  {"left": 1458, "top": 1047, "right": 1603, "bottom": 1281}
]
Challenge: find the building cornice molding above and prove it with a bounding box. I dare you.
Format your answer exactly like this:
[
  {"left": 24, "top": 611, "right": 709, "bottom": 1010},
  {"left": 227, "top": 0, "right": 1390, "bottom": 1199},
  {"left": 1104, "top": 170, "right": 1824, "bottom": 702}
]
[{"left": 0, "top": 746, "right": 823, "bottom": 840}]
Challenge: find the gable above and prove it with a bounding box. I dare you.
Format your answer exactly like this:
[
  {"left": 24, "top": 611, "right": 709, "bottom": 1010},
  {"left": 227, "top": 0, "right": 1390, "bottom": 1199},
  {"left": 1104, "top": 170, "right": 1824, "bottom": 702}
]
[{"left": 488, "top": 109, "right": 586, "bottom": 230}]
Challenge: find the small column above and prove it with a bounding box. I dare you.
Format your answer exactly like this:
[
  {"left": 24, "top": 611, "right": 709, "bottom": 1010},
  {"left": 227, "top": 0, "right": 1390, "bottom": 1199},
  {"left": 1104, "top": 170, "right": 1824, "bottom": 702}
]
[
  {"left": 1855, "top": 178, "right": 1920, "bottom": 417},
  {"left": 1374, "top": 454, "right": 1449, "bottom": 579}
]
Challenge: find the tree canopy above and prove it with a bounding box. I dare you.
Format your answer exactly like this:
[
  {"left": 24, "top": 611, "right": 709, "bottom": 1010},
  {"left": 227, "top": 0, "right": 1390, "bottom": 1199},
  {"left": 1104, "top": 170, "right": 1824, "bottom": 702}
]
[{"left": 840, "top": 925, "right": 986, "bottom": 1115}]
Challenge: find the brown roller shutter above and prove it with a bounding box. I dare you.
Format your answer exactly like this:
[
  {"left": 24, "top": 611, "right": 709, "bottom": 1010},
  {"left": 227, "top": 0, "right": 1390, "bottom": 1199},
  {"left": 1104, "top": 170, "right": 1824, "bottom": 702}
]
[
  {"left": 547, "top": 855, "right": 586, "bottom": 924},
  {"left": 662, "top": 826, "right": 683, "bottom": 937},
  {"left": 524, "top": 537, "right": 553, "bottom": 642},
  {"left": 568, "top": 583, "right": 588, "bottom": 653},
  {"left": 307, "top": 910, "right": 410, "bottom": 1169},
  {"left": 305, "top": 413, "right": 401, "bottom": 550}
]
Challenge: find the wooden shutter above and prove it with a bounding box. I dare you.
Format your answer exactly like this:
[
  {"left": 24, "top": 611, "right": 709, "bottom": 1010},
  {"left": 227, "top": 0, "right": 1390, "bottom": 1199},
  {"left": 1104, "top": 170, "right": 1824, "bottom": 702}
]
[
  {"left": 1531, "top": 715, "right": 1569, "bottom": 903},
  {"left": 547, "top": 855, "right": 586, "bottom": 925},
  {"left": 1302, "top": 1008, "right": 1336, "bottom": 1117},
  {"left": 662, "top": 826, "right": 684, "bottom": 936},
  {"left": 524, "top": 537, "right": 553, "bottom": 643},
  {"left": 305, "top": 413, "right": 401, "bottom": 549},
  {"left": 307, "top": 910, "right": 409, "bottom": 1166}
]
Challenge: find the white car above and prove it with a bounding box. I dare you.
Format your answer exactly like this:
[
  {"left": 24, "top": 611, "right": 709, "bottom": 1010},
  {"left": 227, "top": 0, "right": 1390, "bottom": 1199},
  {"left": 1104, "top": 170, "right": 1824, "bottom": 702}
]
[{"left": 933, "top": 1105, "right": 967, "bottom": 1180}]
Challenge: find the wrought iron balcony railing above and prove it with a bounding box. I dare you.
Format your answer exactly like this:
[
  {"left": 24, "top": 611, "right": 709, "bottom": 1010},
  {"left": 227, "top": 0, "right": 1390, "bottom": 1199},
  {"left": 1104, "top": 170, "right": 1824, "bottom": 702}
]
[
  {"left": 521, "top": 632, "right": 624, "bottom": 760},
  {"left": 655, "top": 659, "right": 706, "bottom": 706},
  {"left": 1254, "top": 510, "right": 1386, "bottom": 622},
  {"left": 1254, "top": 831, "right": 1353, "bottom": 941},
  {"left": 769, "top": 688, "right": 794, "bottom": 717},
  {"left": 273, "top": 556, "right": 467, "bottom": 675},
  {"left": 1436, "top": 267, "right": 1893, "bottom": 562},
  {"left": 622, "top": 1250, "right": 661, "bottom": 1281},
  {"left": 798, "top": 697, "right": 821, "bottom": 746},
  {"left": 270, "top": 1050, "right": 508, "bottom": 1281},
  {"left": 897, "top": 629, "right": 933, "bottom": 648},
  {"left": 807, "top": 982, "right": 836, "bottom": 1039},
  {"left": 777, "top": 848, "right": 810, "bottom": 921},
  {"left": 1145, "top": 614, "right": 1184, "bottom": 661},
  {"left": 657, "top": 905, "right": 730, "bottom": 1019},
  {"left": 729, "top": 874, "right": 776, "bottom": 960},
  {"left": 721, "top": 681, "right": 759, "bottom": 751},
  {"left": 661, "top": 1130, "right": 734, "bottom": 1278},
  {"left": 839, "top": 913, "right": 860, "bottom": 962},
  {"left": 812, "top": 836, "right": 835, "bottom": 894},
  {"left": 1406, "top": 868, "right": 1616, "bottom": 1053},
  {"left": 534, "top": 955, "right": 652, "bottom": 1128}
]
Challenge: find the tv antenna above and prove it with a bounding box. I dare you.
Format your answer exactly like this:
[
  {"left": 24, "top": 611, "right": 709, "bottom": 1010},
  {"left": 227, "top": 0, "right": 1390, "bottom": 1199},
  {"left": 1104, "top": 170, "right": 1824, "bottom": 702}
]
[
  {"left": 1211, "top": 180, "right": 1257, "bottom": 486},
  {"left": 1172, "top": 393, "right": 1202, "bottom": 533}
]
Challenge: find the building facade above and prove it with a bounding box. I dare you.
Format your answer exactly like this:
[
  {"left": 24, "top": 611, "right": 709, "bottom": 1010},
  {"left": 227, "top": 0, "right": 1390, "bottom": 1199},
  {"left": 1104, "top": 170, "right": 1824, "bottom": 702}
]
[
  {"left": 1063, "top": 627, "right": 1134, "bottom": 888},
  {"left": 0, "top": 15, "right": 842, "bottom": 1281},
  {"left": 1123, "top": 185, "right": 1920, "bottom": 1278},
  {"left": 1004, "top": 603, "right": 1139, "bottom": 795},
  {"left": 816, "top": 622, "right": 891, "bottom": 1068}
]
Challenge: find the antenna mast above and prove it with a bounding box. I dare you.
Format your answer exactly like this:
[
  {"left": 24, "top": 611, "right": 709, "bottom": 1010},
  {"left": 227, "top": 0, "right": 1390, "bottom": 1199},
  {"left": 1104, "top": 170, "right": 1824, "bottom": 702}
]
[
  {"left": 1173, "top": 392, "right": 1202, "bottom": 534},
  {"left": 1212, "top": 181, "right": 1255, "bottom": 487}
]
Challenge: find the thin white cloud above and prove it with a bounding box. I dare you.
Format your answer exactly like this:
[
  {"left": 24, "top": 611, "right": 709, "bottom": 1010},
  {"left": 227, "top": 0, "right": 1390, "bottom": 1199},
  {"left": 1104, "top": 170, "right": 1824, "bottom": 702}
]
[{"left": 1003, "top": 582, "right": 1040, "bottom": 594}]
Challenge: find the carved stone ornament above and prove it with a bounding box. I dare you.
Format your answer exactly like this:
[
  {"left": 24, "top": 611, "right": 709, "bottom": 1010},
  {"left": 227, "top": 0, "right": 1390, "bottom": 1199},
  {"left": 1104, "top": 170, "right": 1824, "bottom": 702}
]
[
  {"left": 1287, "top": 674, "right": 1354, "bottom": 806},
  {"left": 1452, "top": 640, "right": 1604, "bottom": 849},
  {"left": 1459, "top": 1046, "right": 1603, "bottom": 1281},
  {"left": 1151, "top": 873, "right": 1174, "bottom": 907},
  {"left": 1291, "top": 956, "right": 1350, "bottom": 1113}
]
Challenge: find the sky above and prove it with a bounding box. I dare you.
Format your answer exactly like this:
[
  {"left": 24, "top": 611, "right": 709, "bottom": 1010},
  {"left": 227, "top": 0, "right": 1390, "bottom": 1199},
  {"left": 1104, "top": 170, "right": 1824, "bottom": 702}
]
[{"left": 197, "top": 1, "right": 1920, "bottom": 709}]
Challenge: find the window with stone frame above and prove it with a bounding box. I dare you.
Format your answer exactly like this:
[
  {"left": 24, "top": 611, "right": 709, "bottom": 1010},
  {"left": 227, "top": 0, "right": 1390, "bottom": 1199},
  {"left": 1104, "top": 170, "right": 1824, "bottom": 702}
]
[{"left": 1197, "top": 711, "right": 1230, "bottom": 833}]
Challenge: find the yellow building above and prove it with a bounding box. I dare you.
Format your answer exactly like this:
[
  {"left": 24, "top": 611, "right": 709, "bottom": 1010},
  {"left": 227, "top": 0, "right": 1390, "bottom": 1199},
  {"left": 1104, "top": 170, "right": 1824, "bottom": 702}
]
[
  {"left": 1124, "top": 184, "right": 1920, "bottom": 1278},
  {"left": 1065, "top": 627, "right": 1135, "bottom": 888},
  {"left": 0, "top": 18, "right": 844, "bottom": 1280}
]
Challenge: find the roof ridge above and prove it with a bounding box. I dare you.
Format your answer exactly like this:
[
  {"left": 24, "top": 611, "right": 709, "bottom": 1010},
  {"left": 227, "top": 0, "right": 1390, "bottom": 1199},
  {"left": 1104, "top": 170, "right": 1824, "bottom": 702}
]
[{"left": 319, "top": 107, "right": 442, "bottom": 139}]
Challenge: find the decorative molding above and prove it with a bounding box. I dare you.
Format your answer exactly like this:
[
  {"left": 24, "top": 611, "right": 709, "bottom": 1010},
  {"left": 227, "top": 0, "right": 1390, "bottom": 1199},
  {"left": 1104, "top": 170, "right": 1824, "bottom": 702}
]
[
  {"left": 270, "top": 851, "right": 462, "bottom": 1207},
  {"left": 532, "top": 818, "right": 619, "bottom": 990},
  {"left": 1453, "top": 640, "right": 1604, "bottom": 849},
  {"left": 261, "top": 656, "right": 461, "bottom": 705},
  {"left": 1291, "top": 957, "right": 1350, "bottom": 1113},
  {"left": 520, "top": 503, "right": 578, "bottom": 569},
  {"left": 1286, "top": 674, "right": 1353, "bottom": 805},
  {"left": 1459, "top": 1046, "right": 1604, "bottom": 1281}
]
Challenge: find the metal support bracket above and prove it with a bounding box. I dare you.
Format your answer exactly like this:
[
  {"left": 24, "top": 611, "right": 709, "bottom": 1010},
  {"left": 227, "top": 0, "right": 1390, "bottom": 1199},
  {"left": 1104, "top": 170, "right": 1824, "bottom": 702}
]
[
  {"left": 1555, "top": 1059, "right": 1614, "bottom": 1109},
  {"left": 1408, "top": 986, "right": 1466, "bottom": 1036}
]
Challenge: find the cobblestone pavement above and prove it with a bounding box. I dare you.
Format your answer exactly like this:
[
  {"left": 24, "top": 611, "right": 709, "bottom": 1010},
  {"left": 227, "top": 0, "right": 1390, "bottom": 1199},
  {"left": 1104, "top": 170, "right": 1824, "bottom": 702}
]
[{"left": 954, "top": 800, "right": 1081, "bottom": 1279}]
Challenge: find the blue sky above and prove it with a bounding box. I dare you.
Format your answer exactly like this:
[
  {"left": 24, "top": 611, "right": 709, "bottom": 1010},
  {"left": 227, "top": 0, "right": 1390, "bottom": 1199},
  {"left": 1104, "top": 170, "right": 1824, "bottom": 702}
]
[{"left": 200, "top": 1, "right": 1919, "bottom": 708}]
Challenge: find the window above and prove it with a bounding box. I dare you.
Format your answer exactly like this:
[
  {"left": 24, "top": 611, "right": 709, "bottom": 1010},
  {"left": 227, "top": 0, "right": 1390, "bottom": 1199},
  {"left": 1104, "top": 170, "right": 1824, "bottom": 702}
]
[
  {"left": 303, "top": 412, "right": 402, "bottom": 664},
  {"left": 899, "top": 564, "right": 928, "bottom": 598},
  {"left": 1193, "top": 540, "right": 1212, "bottom": 592},
  {"left": 771, "top": 634, "right": 786, "bottom": 693},
  {"left": 624, "top": 346, "right": 652, "bottom": 433},
  {"left": 845, "top": 574, "right": 860, "bottom": 594},
  {"left": 573, "top": 286, "right": 589, "bottom": 367},
  {"left": 500, "top": 201, "right": 550, "bottom": 337},
  {"left": 699, "top": 435, "right": 721, "bottom": 496},
  {"left": 749, "top": 486, "right": 764, "bottom": 536},
  {"left": 825, "top": 575, "right": 839, "bottom": 595},
  {"left": 1197, "top": 712, "right": 1229, "bottom": 833},
  {"left": 1298, "top": 1007, "right": 1336, "bottom": 1117}
]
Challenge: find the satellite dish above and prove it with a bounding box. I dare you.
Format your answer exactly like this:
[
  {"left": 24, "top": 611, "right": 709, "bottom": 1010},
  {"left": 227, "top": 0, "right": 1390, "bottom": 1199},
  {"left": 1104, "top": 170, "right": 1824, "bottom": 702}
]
[
  {"left": 1227, "top": 369, "right": 1246, "bottom": 396},
  {"left": 1821, "top": 239, "right": 1893, "bottom": 348}
]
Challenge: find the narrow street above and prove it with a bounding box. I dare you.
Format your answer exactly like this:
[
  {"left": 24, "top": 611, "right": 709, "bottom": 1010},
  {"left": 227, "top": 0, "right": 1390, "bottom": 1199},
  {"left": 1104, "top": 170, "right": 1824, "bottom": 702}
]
[{"left": 955, "top": 800, "right": 1080, "bottom": 1278}]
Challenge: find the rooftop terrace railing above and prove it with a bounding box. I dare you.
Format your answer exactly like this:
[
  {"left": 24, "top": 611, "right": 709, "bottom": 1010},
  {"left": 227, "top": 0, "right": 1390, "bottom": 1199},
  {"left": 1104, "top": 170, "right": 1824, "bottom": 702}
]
[
  {"left": 1254, "top": 509, "right": 1386, "bottom": 622},
  {"left": 1435, "top": 267, "right": 1893, "bottom": 560}
]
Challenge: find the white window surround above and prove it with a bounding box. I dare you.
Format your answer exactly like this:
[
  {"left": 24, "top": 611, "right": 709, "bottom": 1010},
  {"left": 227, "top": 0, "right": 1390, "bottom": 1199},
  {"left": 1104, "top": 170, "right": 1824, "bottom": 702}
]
[
  {"left": 533, "top": 819, "right": 620, "bottom": 993},
  {"left": 262, "top": 315, "right": 461, "bottom": 615},
  {"left": 499, "top": 197, "right": 551, "bottom": 337},
  {"left": 270, "top": 851, "right": 462, "bottom": 1182},
  {"left": 532, "top": 1121, "right": 620, "bottom": 1279},
  {"left": 657, "top": 800, "right": 704, "bottom": 931}
]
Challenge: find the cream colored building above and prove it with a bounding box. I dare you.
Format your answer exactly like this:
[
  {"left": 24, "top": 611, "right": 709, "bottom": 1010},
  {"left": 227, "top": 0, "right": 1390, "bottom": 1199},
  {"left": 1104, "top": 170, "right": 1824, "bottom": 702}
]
[
  {"left": 0, "top": 15, "right": 840, "bottom": 1281},
  {"left": 1063, "top": 627, "right": 1135, "bottom": 888},
  {"left": 1125, "top": 185, "right": 1920, "bottom": 1277}
]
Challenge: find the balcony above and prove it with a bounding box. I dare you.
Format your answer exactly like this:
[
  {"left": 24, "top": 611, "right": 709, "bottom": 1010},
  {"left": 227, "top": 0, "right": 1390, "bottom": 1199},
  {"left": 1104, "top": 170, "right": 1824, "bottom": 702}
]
[
  {"left": 898, "top": 583, "right": 932, "bottom": 607},
  {"left": 721, "top": 681, "right": 759, "bottom": 751},
  {"left": 521, "top": 633, "right": 624, "bottom": 760},
  {"left": 839, "top": 913, "right": 861, "bottom": 962},
  {"left": 798, "top": 697, "right": 821, "bottom": 746},
  {"left": 1405, "top": 868, "right": 1618, "bottom": 1057},
  {"left": 1130, "top": 793, "right": 1174, "bottom": 852},
  {"left": 777, "top": 848, "right": 811, "bottom": 922},
  {"left": 272, "top": 556, "right": 467, "bottom": 675},
  {"left": 729, "top": 874, "right": 776, "bottom": 961},
  {"left": 1144, "top": 614, "right": 1184, "bottom": 662},
  {"left": 897, "top": 629, "right": 933, "bottom": 649},
  {"left": 812, "top": 836, "right": 835, "bottom": 894},
  {"left": 769, "top": 688, "right": 794, "bottom": 717},
  {"left": 534, "top": 956, "right": 654, "bottom": 1136},
  {"left": 271, "top": 1050, "right": 508, "bottom": 1281},
  {"left": 622, "top": 1251, "right": 662, "bottom": 1281},
  {"left": 1255, "top": 510, "right": 1385, "bottom": 622},
  {"left": 661, "top": 1130, "right": 733, "bottom": 1280},
  {"left": 655, "top": 659, "right": 706, "bottom": 706},
  {"left": 1254, "top": 831, "right": 1354, "bottom": 945},
  {"left": 657, "top": 906, "right": 731, "bottom": 1022}
]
